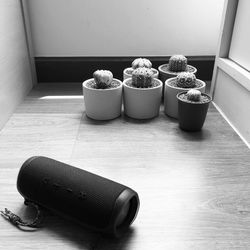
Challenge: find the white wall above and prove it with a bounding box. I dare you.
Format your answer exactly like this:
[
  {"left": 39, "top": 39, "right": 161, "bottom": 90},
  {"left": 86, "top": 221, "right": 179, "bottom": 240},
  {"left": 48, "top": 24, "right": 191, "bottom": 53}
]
[
  {"left": 0, "top": 0, "right": 34, "bottom": 129},
  {"left": 213, "top": 69, "right": 250, "bottom": 145},
  {"left": 211, "top": 0, "right": 250, "bottom": 146},
  {"left": 229, "top": 0, "right": 250, "bottom": 71},
  {"left": 26, "top": 0, "right": 224, "bottom": 57}
]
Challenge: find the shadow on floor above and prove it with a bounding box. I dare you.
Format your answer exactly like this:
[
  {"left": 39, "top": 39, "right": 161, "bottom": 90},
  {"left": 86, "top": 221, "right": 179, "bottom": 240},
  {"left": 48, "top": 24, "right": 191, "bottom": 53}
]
[{"left": 16, "top": 204, "right": 135, "bottom": 250}]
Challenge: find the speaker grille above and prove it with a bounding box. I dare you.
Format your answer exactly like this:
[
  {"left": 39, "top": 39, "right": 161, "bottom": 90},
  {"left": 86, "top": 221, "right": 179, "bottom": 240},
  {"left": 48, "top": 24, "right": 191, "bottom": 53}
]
[{"left": 17, "top": 156, "right": 127, "bottom": 229}]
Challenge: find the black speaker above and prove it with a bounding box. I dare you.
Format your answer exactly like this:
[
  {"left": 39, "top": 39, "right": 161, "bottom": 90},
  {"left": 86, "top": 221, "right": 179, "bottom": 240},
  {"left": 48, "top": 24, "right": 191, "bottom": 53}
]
[{"left": 17, "top": 156, "right": 140, "bottom": 237}]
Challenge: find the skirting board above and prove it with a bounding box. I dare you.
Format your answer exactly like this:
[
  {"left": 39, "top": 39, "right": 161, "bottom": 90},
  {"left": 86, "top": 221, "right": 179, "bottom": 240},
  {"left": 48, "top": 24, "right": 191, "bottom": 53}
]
[{"left": 35, "top": 56, "right": 215, "bottom": 83}]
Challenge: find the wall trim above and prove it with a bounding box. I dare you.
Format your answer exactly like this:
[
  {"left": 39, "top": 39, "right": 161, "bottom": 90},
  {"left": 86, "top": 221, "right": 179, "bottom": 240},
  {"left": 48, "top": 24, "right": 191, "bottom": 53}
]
[
  {"left": 35, "top": 56, "right": 215, "bottom": 83},
  {"left": 20, "top": 0, "right": 37, "bottom": 86},
  {"left": 212, "top": 102, "right": 250, "bottom": 148},
  {"left": 217, "top": 58, "right": 250, "bottom": 91}
]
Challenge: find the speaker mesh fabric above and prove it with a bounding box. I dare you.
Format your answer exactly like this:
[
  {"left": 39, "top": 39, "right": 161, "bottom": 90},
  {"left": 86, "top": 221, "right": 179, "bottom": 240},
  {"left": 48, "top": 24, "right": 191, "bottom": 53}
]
[{"left": 17, "top": 156, "right": 129, "bottom": 230}]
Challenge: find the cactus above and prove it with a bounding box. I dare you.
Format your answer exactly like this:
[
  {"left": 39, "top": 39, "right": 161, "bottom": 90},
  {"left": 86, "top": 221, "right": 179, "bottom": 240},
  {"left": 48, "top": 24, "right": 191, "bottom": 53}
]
[
  {"left": 186, "top": 89, "right": 201, "bottom": 102},
  {"left": 132, "top": 67, "right": 154, "bottom": 88},
  {"left": 169, "top": 55, "right": 187, "bottom": 72},
  {"left": 93, "top": 70, "right": 113, "bottom": 89},
  {"left": 176, "top": 72, "right": 196, "bottom": 88},
  {"left": 132, "top": 58, "right": 152, "bottom": 69}
]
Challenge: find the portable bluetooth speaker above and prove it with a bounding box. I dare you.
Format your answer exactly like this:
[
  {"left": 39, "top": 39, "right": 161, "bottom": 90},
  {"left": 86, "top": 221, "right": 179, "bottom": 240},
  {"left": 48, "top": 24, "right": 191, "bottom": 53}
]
[{"left": 16, "top": 156, "right": 140, "bottom": 237}]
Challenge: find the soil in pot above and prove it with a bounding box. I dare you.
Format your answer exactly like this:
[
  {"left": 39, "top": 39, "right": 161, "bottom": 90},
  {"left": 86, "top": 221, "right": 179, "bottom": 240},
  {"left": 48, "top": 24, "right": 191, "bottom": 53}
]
[
  {"left": 160, "top": 64, "right": 197, "bottom": 75},
  {"left": 86, "top": 79, "right": 121, "bottom": 89}
]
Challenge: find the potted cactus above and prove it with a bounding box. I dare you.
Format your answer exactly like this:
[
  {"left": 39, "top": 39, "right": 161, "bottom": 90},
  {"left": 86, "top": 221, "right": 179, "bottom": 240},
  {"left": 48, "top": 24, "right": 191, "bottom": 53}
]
[
  {"left": 123, "top": 58, "right": 159, "bottom": 80},
  {"left": 164, "top": 72, "right": 206, "bottom": 119},
  {"left": 82, "top": 70, "right": 122, "bottom": 120},
  {"left": 177, "top": 89, "right": 212, "bottom": 131},
  {"left": 123, "top": 67, "right": 162, "bottom": 119},
  {"left": 158, "top": 55, "right": 197, "bottom": 83},
  {"left": 158, "top": 55, "right": 197, "bottom": 99}
]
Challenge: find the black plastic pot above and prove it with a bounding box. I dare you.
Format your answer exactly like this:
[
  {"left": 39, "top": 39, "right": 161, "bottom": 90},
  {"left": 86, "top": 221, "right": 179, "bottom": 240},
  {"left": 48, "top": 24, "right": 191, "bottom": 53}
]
[{"left": 177, "top": 91, "right": 212, "bottom": 131}]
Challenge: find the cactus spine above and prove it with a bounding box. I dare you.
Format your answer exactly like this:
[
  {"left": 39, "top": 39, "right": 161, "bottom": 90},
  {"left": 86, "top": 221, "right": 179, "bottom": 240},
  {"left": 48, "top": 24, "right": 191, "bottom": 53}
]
[
  {"left": 93, "top": 70, "right": 113, "bottom": 89},
  {"left": 132, "top": 67, "right": 154, "bottom": 88},
  {"left": 169, "top": 55, "right": 187, "bottom": 72},
  {"left": 186, "top": 89, "right": 201, "bottom": 102},
  {"left": 176, "top": 72, "right": 196, "bottom": 88},
  {"left": 132, "top": 58, "right": 152, "bottom": 69}
]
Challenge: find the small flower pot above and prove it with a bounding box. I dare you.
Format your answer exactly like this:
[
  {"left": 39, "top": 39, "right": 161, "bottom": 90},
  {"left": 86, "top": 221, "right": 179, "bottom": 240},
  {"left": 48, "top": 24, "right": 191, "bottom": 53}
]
[
  {"left": 177, "top": 91, "right": 212, "bottom": 131},
  {"left": 164, "top": 77, "right": 206, "bottom": 119},
  {"left": 82, "top": 78, "right": 122, "bottom": 120},
  {"left": 123, "top": 67, "right": 159, "bottom": 81},
  {"left": 123, "top": 78, "right": 163, "bottom": 119},
  {"left": 158, "top": 64, "right": 197, "bottom": 99},
  {"left": 158, "top": 64, "right": 197, "bottom": 83}
]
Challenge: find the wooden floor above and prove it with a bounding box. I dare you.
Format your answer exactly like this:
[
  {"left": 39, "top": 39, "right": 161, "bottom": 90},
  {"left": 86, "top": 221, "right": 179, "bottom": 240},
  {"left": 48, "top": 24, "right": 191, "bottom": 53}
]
[{"left": 0, "top": 83, "right": 250, "bottom": 250}]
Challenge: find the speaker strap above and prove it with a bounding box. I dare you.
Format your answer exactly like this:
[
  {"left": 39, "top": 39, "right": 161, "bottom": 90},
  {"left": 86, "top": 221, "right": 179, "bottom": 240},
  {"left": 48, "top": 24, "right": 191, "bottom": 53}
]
[{"left": 1, "top": 201, "right": 43, "bottom": 230}]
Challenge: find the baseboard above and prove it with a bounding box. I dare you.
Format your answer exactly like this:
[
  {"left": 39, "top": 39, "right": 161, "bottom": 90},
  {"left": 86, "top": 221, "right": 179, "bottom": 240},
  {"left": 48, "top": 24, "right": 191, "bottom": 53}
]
[{"left": 35, "top": 56, "right": 215, "bottom": 83}]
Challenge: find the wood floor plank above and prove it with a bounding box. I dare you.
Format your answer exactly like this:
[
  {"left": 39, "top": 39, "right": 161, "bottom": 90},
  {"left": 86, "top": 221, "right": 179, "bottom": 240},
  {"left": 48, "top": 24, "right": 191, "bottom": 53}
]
[
  {"left": 0, "top": 82, "right": 250, "bottom": 249},
  {"left": 0, "top": 113, "right": 81, "bottom": 162}
]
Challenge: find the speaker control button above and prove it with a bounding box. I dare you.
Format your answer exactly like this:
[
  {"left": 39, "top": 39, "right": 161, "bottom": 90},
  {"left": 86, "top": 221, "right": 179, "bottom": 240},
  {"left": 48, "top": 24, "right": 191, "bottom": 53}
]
[{"left": 78, "top": 192, "right": 87, "bottom": 200}]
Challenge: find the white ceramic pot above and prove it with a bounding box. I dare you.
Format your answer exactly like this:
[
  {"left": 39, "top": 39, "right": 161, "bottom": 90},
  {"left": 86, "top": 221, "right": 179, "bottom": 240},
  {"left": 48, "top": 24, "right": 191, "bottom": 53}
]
[
  {"left": 123, "top": 67, "right": 159, "bottom": 81},
  {"left": 123, "top": 78, "right": 163, "bottom": 119},
  {"left": 158, "top": 64, "right": 197, "bottom": 100},
  {"left": 164, "top": 77, "right": 206, "bottom": 119},
  {"left": 158, "top": 64, "right": 197, "bottom": 83},
  {"left": 82, "top": 78, "right": 122, "bottom": 120}
]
